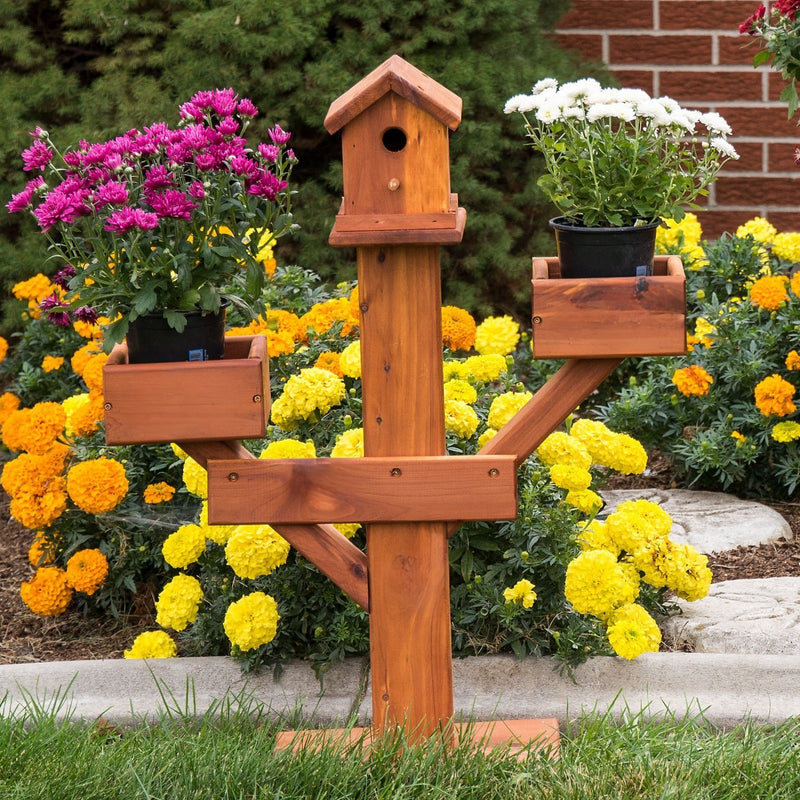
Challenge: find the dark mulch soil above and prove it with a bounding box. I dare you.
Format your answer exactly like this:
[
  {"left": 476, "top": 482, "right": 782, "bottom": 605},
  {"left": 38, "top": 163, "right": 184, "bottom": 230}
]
[{"left": 1, "top": 454, "right": 798, "bottom": 665}]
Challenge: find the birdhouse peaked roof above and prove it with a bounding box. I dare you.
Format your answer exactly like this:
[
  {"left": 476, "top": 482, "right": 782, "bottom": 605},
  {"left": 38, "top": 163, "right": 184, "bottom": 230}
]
[{"left": 324, "top": 55, "right": 462, "bottom": 134}]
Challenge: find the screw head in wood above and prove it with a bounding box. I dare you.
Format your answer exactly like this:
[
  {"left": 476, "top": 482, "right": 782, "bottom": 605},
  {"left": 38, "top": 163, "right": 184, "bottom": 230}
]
[
  {"left": 488, "top": 468, "right": 500, "bottom": 478},
  {"left": 228, "top": 472, "right": 239, "bottom": 482},
  {"left": 104, "top": 402, "right": 112, "bottom": 411},
  {"left": 390, "top": 467, "right": 402, "bottom": 477},
  {"left": 388, "top": 178, "right": 401, "bottom": 191},
  {"left": 253, "top": 394, "right": 262, "bottom": 403},
  {"left": 533, "top": 316, "right": 543, "bottom": 324}
]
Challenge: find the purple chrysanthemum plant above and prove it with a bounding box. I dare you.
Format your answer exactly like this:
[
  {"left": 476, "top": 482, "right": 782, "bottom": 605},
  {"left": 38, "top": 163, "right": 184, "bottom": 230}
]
[{"left": 7, "top": 88, "right": 297, "bottom": 348}]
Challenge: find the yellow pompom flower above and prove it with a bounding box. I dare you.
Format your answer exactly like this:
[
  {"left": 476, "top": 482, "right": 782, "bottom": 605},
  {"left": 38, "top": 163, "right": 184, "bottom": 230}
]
[
  {"left": 749, "top": 275, "right": 789, "bottom": 311},
  {"left": 606, "top": 603, "right": 661, "bottom": 660},
  {"left": 577, "top": 519, "right": 619, "bottom": 556},
  {"left": 225, "top": 525, "right": 290, "bottom": 579},
  {"left": 339, "top": 340, "right": 361, "bottom": 379},
  {"left": 461, "top": 354, "right": 508, "bottom": 382},
  {"left": 162, "top": 524, "right": 207, "bottom": 569},
  {"left": 549, "top": 463, "right": 592, "bottom": 492},
  {"left": 503, "top": 578, "right": 537, "bottom": 608},
  {"left": 332, "top": 522, "right": 362, "bottom": 539},
  {"left": 568, "top": 418, "right": 615, "bottom": 461},
  {"left": 444, "top": 399, "right": 479, "bottom": 439},
  {"left": 331, "top": 427, "right": 364, "bottom": 458},
  {"left": 143, "top": 482, "right": 176, "bottom": 504},
  {"left": 601, "top": 433, "right": 648, "bottom": 475},
  {"left": 20, "top": 566, "right": 73, "bottom": 617},
  {"left": 124, "top": 630, "right": 177, "bottom": 659},
  {"left": 41, "top": 355, "right": 64, "bottom": 372},
  {"left": 487, "top": 391, "right": 532, "bottom": 430},
  {"left": 655, "top": 213, "right": 702, "bottom": 255},
  {"left": 223, "top": 591, "right": 280, "bottom": 651},
  {"left": 66, "top": 457, "right": 128, "bottom": 514},
  {"left": 270, "top": 367, "right": 346, "bottom": 430},
  {"left": 605, "top": 508, "right": 663, "bottom": 554},
  {"left": 62, "top": 393, "right": 91, "bottom": 437},
  {"left": 65, "top": 548, "right": 109, "bottom": 595},
  {"left": 198, "top": 501, "right": 237, "bottom": 545},
  {"left": 666, "top": 543, "right": 713, "bottom": 601},
  {"left": 444, "top": 379, "right": 478, "bottom": 404},
  {"left": 536, "top": 431, "right": 592, "bottom": 470},
  {"left": 614, "top": 499, "right": 673, "bottom": 538},
  {"left": 182, "top": 457, "right": 208, "bottom": 498},
  {"left": 155, "top": 574, "right": 203, "bottom": 631},
  {"left": 672, "top": 365, "right": 714, "bottom": 397},
  {"left": 785, "top": 351, "right": 800, "bottom": 371},
  {"left": 755, "top": 374, "right": 797, "bottom": 417},
  {"left": 772, "top": 232, "right": 800, "bottom": 262},
  {"left": 736, "top": 216, "right": 777, "bottom": 244},
  {"left": 564, "top": 489, "right": 603, "bottom": 515},
  {"left": 474, "top": 315, "right": 521, "bottom": 356},
  {"left": 772, "top": 421, "right": 800, "bottom": 442},
  {"left": 477, "top": 428, "right": 497, "bottom": 448},
  {"left": 564, "top": 550, "right": 639, "bottom": 617},
  {"left": 259, "top": 439, "right": 317, "bottom": 459},
  {"left": 441, "top": 306, "right": 477, "bottom": 351}
]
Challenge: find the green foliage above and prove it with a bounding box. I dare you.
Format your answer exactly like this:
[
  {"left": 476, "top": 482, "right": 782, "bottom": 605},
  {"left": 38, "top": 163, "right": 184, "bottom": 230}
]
[{"left": 0, "top": 0, "right": 599, "bottom": 335}]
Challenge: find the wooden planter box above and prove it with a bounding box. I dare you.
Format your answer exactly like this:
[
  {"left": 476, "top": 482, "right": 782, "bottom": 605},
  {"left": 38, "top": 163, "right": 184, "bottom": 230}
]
[
  {"left": 103, "top": 335, "right": 270, "bottom": 445},
  {"left": 531, "top": 255, "right": 686, "bottom": 359}
]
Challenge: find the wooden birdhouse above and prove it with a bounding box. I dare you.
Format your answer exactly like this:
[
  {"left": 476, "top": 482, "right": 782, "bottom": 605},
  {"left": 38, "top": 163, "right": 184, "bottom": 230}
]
[{"left": 325, "top": 55, "right": 466, "bottom": 246}]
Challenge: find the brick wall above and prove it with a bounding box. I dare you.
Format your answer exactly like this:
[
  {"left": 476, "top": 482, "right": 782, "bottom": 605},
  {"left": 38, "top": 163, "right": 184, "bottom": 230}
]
[{"left": 555, "top": 0, "right": 800, "bottom": 237}]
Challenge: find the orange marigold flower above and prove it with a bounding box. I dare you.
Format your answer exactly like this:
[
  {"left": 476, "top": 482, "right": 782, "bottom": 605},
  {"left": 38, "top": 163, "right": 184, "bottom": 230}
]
[
  {"left": 314, "top": 351, "right": 343, "bottom": 377},
  {"left": 754, "top": 374, "right": 797, "bottom": 417},
  {"left": 41, "top": 355, "right": 64, "bottom": 372},
  {"left": 299, "top": 298, "right": 358, "bottom": 340},
  {"left": 672, "top": 365, "right": 714, "bottom": 397},
  {"left": 441, "top": 306, "right": 477, "bottom": 351},
  {"left": 66, "top": 457, "right": 129, "bottom": 514},
  {"left": 70, "top": 341, "right": 104, "bottom": 377},
  {"left": 786, "top": 350, "right": 800, "bottom": 371},
  {"left": 10, "top": 480, "right": 68, "bottom": 529},
  {"left": 749, "top": 275, "right": 789, "bottom": 311},
  {"left": 65, "top": 548, "right": 109, "bottom": 595},
  {"left": 66, "top": 391, "right": 105, "bottom": 437},
  {"left": 143, "top": 481, "right": 176, "bottom": 504},
  {"left": 0, "top": 336, "right": 8, "bottom": 363},
  {"left": 81, "top": 352, "right": 108, "bottom": 393},
  {"left": 28, "top": 530, "right": 60, "bottom": 567},
  {"left": 20, "top": 565, "right": 73, "bottom": 616},
  {"left": 792, "top": 272, "right": 800, "bottom": 299},
  {"left": 1, "top": 402, "right": 66, "bottom": 454},
  {"left": 0, "top": 391, "right": 21, "bottom": 426}
]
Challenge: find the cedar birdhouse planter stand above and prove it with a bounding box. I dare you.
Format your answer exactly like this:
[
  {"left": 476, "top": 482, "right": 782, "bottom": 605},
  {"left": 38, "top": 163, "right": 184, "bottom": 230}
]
[{"left": 102, "top": 56, "right": 685, "bottom": 753}]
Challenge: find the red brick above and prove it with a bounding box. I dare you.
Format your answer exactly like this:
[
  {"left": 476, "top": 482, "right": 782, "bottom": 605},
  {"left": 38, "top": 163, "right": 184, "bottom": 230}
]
[
  {"left": 718, "top": 34, "right": 762, "bottom": 65},
  {"left": 715, "top": 105, "right": 799, "bottom": 138},
  {"left": 609, "top": 69, "right": 656, "bottom": 94},
  {"left": 551, "top": 33, "right": 605, "bottom": 62},
  {"left": 763, "top": 211, "right": 800, "bottom": 232},
  {"left": 557, "top": 0, "right": 653, "bottom": 29},
  {"left": 659, "top": 1, "right": 761, "bottom": 31},
  {"left": 715, "top": 175, "right": 800, "bottom": 205},
  {"left": 723, "top": 140, "right": 762, "bottom": 171},
  {"left": 768, "top": 142, "right": 800, "bottom": 172},
  {"left": 609, "top": 34, "right": 712, "bottom": 64},
  {"left": 695, "top": 209, "right": 765, "bottom": 238},
  {"left": 659, "top": 70, "right": 762, "bottom": 101}
]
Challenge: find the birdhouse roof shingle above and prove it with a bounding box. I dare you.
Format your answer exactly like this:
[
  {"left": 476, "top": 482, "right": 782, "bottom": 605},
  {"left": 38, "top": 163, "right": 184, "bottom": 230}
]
[{"left": 324, "top": 55, "right": 462, "bottom": 134}]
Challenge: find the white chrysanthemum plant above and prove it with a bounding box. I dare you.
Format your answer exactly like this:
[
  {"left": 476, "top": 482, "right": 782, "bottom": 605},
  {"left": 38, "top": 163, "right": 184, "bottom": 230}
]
[{"left": 504, "top": 77, "right": 739, "bottom": 229}]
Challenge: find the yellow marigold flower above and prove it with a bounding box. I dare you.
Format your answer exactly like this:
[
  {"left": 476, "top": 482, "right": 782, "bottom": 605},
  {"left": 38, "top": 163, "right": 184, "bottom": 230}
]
[
  {"left": 786, "top": 351, "right": 800, "bottom": 371},
  {"left": 614, "top": 499, "right": 673, "bottom": 538},
  {"left": 666, "top": 542, "right": 712, "bottom": 601},
  {"left": 41, "top": 355, "right": 64, "bottom": 373},
  {"left": 487, "top": 391, "right": 532, "bottom": 430},
  {"left": 564, "top": 488, "right": 603, "bottom": 515},
  {"left": 441, "top": 306, "right": 477, "bottom": 351},
  {"left": 568, "top": 418, "right": 615, "bottom": 463},
  {"left": 1, "top": 402, "right": 66, "bottom": 455},
  {"left": 66, "top": 457, "right": 128, "bottom": 514},
  {"left": 444, "top": 379, "right": 478, "bottom": 404},
  {"left": 62, "top": 393, "right": 91, "bottom": 438},
  {"left": 124, "top": 630, "right": 177, "bottom": 659},
  {"left": 602, "top": 433, "right": 648, "bottom": 474},
  {"left": 143, "top": 481, "right": 176, "bottom": 504},
  {"left": 28, "top": 530, "right": 60, "bottom": 567},
  {"left": 223, "top": 591, "right": 280, "bottom": 651},
  {"left": 331, "top": 427, "right": 364, "bottom": 458},
  {"left": 225, "top": 525, "right": 290, "bottom": 579},
  {"left": 314, "top": 351, "right": 343, "bottom": 377},
  {"left": 198, "top": 501, "right": 236, "bottom": 545},
  {"left": 70, "top": 341, "right": 104, "bottom": 377},
  {"left": 443, "top": 360, "right": 467, "bottom": 381},
  {"left": 155, "top": 574, "right": 203, "bottom": 631},
  {"left": 564, "top": 550, "right": 639, "bottom": 617},
  {"left": 605, "top": 508, "right": 663, "bottom": 554},
  {"left": 655, "top": 213, "right": 703, "bottom": 255},
  {"left": 474, "top": 315, "right": 521, "bottom": 356},
  {"left": 503, "top": 578, "right": 537, "bottom": 608},
  {"left": 339, "top": 340, "right": 361, "bottom": 379},
  {"left": 731, "top": 430, "right": 746, "bottom": 445},
  {"left": 444, "top": 399, "right": 479, "bottom": 439},
  {"left": 259, "top": 439, "right": 317, "bottom": 459},
  {"left": 81, "top": 352, "right": 108, "bottom": 393},
  {"left": 749, "top": 275, "right": 789, "bottom": 311},
  {"left": 332, "top": 522, "right": 361, "bottom": 539},
  {"left": 0, "top": 336, "right": 8, "bottom": 364},
  {"left": 270, "top": 367, "right": 346, "bottom": 430},
  {"left": 672, "top": 365, "right": 714, "bottom": 397},
  {"left": 162, "top": 524, "right": 206, "bottom": 569},
  {"left": 65, "top": 548, "right": 109, "bottom": 595},
  {"left": 736, "top": 216, "right": 777, "bottom": 244},
  {"left": 477, "top": 428, "right": 497, "bottom": 448},
  {"left": 0, "top": 391, "right": 20, "bottom": 426},
  {"left": 755, "top": 374, "right": 797, "bottom": 417},
  {"left": 171, "top": 442, "right": 188, "bottom": 460},
  {"left": 20, "top": 566, "right": 73, "bottom": 617},
  {"left": 13, "top": 274, "right": 57, "bottom": 317},
  {"left": 630, "top": 536, "right": 674, "bottom": 588},
  {"left": 606, "top": 603, "right": 661, "bottom": 660},
  {"left": 577, "top": 519, "right": 619, "bottom": 557},
  {"left": 549, "top": 463, "right": 592, "bottom": 491},
  {"left": 65, "top": 391, "right": 104, "bottom": 438},
  {"left": 461, "top": 354, "right": 508, "bottom": 382},
  {"left": 772, "top": 421, "right": 800, "bottom": 442},
  {"left": 772, "top": 232, "right": 800, "bottom": 262},
  {"left": 182, "top": 457, "right": 208, "bottom": 498},
  {"left": 537, "top": 431, "right": 592, "bottom": 470}
]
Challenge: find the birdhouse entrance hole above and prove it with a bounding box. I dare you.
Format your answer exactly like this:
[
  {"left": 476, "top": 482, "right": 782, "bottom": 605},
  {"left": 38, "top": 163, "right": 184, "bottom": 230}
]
[{"left": 382, "top": 126, "right": 407, "bottom": 152}]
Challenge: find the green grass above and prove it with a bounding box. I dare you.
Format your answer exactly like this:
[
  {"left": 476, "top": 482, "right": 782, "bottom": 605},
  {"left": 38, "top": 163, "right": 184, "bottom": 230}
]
[{"left": 1, "top": 687, "right": 799, "bottom": 800}]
